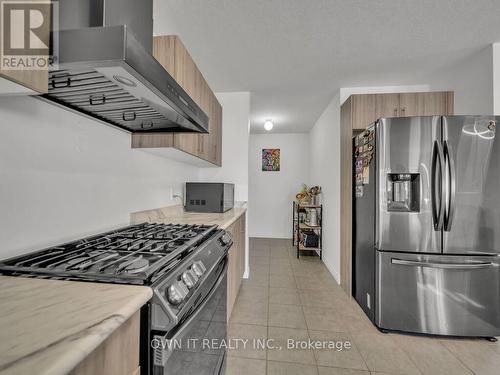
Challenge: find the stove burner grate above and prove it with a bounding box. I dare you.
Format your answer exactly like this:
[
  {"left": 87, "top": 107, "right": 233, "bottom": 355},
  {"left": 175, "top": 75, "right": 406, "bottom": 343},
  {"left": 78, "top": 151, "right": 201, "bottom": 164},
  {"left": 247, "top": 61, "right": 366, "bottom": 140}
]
[{"left": 0, "top": 223, "right": 218, "bottom": 282}]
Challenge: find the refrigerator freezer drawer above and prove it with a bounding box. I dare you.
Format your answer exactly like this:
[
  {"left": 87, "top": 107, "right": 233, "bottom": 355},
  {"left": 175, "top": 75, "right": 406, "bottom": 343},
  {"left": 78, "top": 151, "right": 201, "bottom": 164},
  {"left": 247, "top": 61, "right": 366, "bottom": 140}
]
[{"left": 376, "top": 251, "right": 500, "bottom": 336}]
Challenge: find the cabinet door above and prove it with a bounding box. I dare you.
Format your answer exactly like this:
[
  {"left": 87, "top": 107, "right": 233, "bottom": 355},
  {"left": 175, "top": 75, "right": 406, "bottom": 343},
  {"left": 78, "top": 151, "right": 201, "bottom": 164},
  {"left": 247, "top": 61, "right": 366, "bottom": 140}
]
[
  {"left": 0, "top": 4, "right": 50, "bottom": 95},
  {"left": 375, "top": 93, "right": 400, "bottom": 119},
  {"left": 0, "top": 71, "right": 48, "bottom": 94},
  {"left": 211, "top": 98, "right": 223, "bottom": 166},
  {"left": 399, "top": 92, "right": 453, "bottom": 117},
  {"left": 197, "top": 80, "right": 213, "bottom": 161},
  {"left": 351, "top": 95, "right": 377, "bottom": 130},
  {"left": 153, "top": 36, "right": 176, "bottom": 76},
  {"left": 226, "top": 221, "right": 237, "bottom": 320},
  {"left": 173, "top": 37, "right": 203, "bottom": 156},
  {"left": 69, "top": 312, "right": 140, "bottom": 375},
  {"left": 174, "top": 133, "right": 200, "bottom": 157},
  {"left": 239, "top": 215, "right": 246, "bottom": 281},
  {"left": 173, "top": 38, "right": 201, "bottom": 103}
]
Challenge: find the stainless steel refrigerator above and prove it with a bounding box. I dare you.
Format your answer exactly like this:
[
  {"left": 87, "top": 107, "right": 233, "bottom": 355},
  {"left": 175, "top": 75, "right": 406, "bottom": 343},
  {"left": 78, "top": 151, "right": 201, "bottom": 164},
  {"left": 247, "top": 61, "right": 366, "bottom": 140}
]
[{"left": 353, "top": 115, "right": 500, "bottom": 337}]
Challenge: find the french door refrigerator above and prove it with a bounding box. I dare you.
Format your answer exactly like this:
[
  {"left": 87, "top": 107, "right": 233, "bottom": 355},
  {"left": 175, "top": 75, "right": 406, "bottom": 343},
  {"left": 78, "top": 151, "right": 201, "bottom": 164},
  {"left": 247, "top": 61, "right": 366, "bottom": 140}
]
[{"left": 353, "top": 115, "right": 500, "bottom": 337}]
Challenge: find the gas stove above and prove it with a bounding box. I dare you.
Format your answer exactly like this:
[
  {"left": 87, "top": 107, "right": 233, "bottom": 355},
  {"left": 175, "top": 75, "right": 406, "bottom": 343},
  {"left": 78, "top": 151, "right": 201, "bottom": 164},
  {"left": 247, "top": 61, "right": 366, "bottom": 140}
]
[
  {"left": 0, "top": 223, "right": 220, "bottom": 284},
  {"left": 0, "top": 222, "right": 232, "bottom": 375}
]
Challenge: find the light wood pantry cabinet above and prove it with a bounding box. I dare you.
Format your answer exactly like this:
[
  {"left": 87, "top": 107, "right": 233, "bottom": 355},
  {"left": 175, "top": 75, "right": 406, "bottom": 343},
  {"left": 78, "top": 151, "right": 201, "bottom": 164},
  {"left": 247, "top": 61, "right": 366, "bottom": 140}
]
[
  {"left": 226, "top": 214, "right": 246, "bottom": 321},
  {"left": 131, "top": 35, "right": 222, "bottom": 166},
  {"left": 348, "top": 91, "right": 454, "bottom": 130},
  {"left": 339, "top": 91, "right": 454, "bottom": 296}
]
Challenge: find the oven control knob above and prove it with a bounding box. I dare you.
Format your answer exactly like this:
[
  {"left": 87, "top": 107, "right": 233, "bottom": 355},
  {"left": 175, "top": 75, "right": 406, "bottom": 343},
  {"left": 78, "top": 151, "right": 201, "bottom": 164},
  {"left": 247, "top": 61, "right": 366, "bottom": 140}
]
[
  {"left": 192, "top": 261, "right": 206, "bottom": 277},
  {"left": 220, "top": 232, "right": 232, "bottom": 245},
  {"left": 181, "top": 270, "right": 198, "bottom": 289},
  {"left": 167, "top": 281, "right": 189, "bottom": 305}
]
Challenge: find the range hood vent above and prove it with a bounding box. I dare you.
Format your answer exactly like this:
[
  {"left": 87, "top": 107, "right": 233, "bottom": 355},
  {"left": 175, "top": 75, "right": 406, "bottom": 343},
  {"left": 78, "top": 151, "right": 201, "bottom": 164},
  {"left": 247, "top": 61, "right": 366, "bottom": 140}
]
[{"left": 41, "top": 1, "right": 209, "bottom": 133}]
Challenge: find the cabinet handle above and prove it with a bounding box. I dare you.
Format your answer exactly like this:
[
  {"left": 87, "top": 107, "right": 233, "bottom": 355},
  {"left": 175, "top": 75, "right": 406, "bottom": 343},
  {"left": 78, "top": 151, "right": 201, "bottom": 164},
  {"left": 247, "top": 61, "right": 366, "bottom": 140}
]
[
  {"left": 89, "top": 94, "right": 106, "bottom": 106},
  {"left": 394, "top": 108, "right": 398, "bottom": 117},
  {"left": 123, "top": 111, "right": 136, "bottom": 121},
  {"left": 401, "top": 107, "right": 406, "bottom": 116}
]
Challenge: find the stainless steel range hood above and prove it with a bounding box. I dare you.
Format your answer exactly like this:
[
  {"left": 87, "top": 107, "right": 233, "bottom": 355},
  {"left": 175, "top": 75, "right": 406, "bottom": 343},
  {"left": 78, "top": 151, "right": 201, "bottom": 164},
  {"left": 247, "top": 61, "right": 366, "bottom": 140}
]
[{"left": 41, "top": 0, "right": 208, "bottom": 133}]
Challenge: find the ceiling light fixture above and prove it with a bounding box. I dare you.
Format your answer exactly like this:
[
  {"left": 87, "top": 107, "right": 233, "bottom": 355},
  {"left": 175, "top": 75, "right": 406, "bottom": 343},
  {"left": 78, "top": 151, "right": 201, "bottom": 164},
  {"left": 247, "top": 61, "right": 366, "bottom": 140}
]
[{"left": 264, "top": 120, "right": 274, "bottom": 131}]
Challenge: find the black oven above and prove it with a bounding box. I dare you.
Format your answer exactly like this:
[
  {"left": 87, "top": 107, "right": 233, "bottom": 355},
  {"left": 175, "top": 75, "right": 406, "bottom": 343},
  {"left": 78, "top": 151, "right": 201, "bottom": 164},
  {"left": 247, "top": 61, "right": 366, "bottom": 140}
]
[
  {"left": 151, "top": 255, "right": 228, "bottom": 375},
  {"left": 0, "top": 221, "right": 231, "bottom": 375}
]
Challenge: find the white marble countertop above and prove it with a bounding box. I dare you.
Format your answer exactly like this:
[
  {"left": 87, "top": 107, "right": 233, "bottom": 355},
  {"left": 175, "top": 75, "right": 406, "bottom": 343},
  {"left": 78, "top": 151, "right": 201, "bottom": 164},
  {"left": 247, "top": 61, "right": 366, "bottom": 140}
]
[
  {"left": 0, "top": 276, "right": 152, "bottom": 375},
  {"left": 130, "top": 202, "right": 247, "bottom": 230}
]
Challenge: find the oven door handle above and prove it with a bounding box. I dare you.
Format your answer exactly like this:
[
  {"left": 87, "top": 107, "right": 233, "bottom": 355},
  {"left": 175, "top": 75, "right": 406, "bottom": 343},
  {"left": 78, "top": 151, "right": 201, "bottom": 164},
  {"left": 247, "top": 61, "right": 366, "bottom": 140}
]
[{"left": 166, "top": 259, "right": 228, "bottom": 342}]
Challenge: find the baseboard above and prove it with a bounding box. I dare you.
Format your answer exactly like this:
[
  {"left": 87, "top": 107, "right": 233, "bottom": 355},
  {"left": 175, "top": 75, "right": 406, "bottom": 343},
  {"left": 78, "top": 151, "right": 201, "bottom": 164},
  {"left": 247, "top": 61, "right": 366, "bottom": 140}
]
[
  {"left": 323, "top": 260, "right": 341, "bottom": 285},
  {"left": 243, "top": 268, "right": 249, "bottom": 279}
]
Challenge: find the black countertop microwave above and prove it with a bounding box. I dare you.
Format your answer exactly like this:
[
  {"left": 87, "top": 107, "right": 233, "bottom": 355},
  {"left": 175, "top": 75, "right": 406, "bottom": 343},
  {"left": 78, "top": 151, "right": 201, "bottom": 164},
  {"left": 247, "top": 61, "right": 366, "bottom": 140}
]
[{"left": 185, "top": 183, "right": 235, "bottom": 213}]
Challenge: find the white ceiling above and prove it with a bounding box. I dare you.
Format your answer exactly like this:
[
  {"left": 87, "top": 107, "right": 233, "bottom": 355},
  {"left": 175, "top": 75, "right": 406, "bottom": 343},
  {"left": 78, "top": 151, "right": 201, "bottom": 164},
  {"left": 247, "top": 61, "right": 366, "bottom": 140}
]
[{"left": 153, "top": 0, "right": 500, "bottom": 133}]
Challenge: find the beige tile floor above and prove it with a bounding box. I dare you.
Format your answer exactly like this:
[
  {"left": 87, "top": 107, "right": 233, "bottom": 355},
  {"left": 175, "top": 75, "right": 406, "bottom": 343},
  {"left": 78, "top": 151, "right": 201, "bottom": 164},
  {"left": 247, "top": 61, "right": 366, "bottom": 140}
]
[{"left": 226, "top": 238, "right": 500, "bottom": 375}]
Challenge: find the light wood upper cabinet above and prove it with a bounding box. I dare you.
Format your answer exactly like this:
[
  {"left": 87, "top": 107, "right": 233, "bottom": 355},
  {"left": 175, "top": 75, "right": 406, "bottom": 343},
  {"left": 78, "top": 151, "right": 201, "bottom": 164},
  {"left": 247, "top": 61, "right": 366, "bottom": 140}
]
[
  {"left": 197, "top": 78, "right": 216, "bottom": 161},
  {"left": 0, "top": 0, "right": 50, "bottom": 94},
  {"left": 173, "top": 38, "right": 202, "bottom": 105},
  {"left": 152, "top": 36, "right": 176, "bottom": 76},
  {"left": 399, "top": 92, "right": 454, "bottom": 117},
  {"left": 0, "top": 70, "right": 48, "bottom": 94},
  {"left": 132, "top": 35, "right": 223, "bottom": 166},
  {"left": 211, "top": 99, "right": 223, "bottom": 165},
  {"left": 375, "top": 93, "right": 400, "bottom": 119},
  {"left": 349, "top": 91, "right": 454, "bottom": 130},
  {"left": 351, "top": 95, "right": 377, "bottom": 130}
]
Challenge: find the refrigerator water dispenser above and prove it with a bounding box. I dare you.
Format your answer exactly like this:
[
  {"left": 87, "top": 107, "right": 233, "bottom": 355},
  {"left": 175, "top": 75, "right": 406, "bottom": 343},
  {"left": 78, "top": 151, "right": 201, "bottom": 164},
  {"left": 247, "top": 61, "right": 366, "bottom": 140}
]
[{"left": 387, "top": 173, "right": 420, "bottom": 212}]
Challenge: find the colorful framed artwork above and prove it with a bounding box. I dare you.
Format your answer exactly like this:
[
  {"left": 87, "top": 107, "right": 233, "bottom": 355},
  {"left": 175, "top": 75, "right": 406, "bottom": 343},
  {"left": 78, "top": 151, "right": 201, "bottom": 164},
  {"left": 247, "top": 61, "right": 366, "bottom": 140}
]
[{"left": 262, "top": 148, "right": 280, "bottom": 171}]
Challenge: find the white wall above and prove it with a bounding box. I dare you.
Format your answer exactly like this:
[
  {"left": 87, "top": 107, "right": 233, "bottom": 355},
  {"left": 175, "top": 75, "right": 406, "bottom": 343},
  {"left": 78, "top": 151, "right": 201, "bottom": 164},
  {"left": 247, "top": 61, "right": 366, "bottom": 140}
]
[
  {"left": 199, "top": 92, "right": 250, "bottom": 201},
  {"left": 339, "top": 85, "right": 431, "bottom": 104},
  {"left": 339, "top": 46, "right": 496, "bottom": 115},
  {"left": 427, "top": 45, "right": 494, "bottom": 115},
  {"left": 308, "top": 94, "right": 341, "bottom": 282},
  {"left": 0, "top": 96, "right": 200, "bottom": 259},
  {"left": 248, "top": 133, "right": 309, "bottom": 238}
]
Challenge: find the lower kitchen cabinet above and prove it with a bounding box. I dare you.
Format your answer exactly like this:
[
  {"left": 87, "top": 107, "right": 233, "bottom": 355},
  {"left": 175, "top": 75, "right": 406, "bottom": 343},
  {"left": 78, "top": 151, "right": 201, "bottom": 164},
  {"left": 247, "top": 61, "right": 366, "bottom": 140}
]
[
  {"left": 68, "top": 311, "right": 140, "bottom": 375},
  {"left": 226, "top": 214, "right": 246, "bottom": 320}
]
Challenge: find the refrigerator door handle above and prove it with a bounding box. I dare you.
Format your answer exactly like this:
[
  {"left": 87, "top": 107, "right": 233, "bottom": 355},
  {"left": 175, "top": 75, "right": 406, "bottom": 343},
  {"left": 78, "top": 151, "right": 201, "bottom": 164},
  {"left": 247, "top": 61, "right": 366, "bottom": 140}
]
[
  {"left": 431, "top": 140, "right": 445, "bottom": 231},
  {"left": 443, "top": 140, "right": 456, "bottom": 231},
  {"left": 391, "top": 258, "right": 497, "bottom": 269}
]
